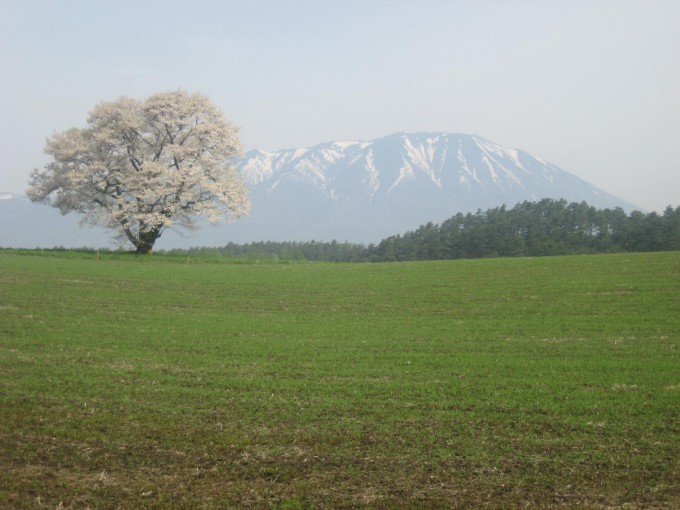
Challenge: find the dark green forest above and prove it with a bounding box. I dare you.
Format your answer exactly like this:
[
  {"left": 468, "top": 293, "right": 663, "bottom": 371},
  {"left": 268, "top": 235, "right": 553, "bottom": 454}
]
[{"left": 161, "top": 199, "right": 680, "bottom": 262}]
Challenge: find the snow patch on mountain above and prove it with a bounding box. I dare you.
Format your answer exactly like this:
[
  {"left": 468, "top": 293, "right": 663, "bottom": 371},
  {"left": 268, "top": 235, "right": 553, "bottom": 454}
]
[{"left": 0, "top": 193, "right": 24, "bottom": 201}]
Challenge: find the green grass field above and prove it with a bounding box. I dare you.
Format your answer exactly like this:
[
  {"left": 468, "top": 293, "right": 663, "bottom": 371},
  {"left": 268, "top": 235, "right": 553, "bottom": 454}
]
[{"left": 1, "top": 251, "right": 678, "bottom": 509}]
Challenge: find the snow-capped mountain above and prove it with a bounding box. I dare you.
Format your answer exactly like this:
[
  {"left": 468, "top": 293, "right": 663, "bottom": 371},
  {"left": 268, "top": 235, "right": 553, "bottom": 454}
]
[
  {"left": 231, "top": 132, "right": 634, "bottom": 243},
  {"left": 0, "top": 132, "right": 636, "bottom": 249}
]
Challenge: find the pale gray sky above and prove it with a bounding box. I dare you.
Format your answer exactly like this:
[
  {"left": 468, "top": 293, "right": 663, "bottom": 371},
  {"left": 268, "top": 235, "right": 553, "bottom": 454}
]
[{"left": 1, "top": 0, "right": 678, "bottom": 211}]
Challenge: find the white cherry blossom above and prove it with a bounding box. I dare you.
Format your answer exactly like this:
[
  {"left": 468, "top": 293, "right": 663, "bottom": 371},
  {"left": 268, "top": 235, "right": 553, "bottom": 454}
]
[{"left": 28, "top": 91, "right": 250, "bottom": 253}]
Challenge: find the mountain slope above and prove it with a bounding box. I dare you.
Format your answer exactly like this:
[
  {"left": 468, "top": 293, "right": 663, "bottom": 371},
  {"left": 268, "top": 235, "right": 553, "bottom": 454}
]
[
  {"left": 0, "top": 133, "right": 636, "bottom": 248},
  {"left": 233, "top": 132, "right": 634, "bottom": 242}
]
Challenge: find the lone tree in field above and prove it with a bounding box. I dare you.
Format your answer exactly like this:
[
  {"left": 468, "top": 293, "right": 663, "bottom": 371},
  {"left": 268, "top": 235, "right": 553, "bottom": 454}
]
[{"left": 27, "top": 91, "right": 250, "bottom": 253}]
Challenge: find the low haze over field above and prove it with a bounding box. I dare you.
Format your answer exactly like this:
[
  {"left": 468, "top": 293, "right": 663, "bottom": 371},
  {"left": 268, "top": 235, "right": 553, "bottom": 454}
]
[{"left": 1, "top": 0, "right": 679, "bottom": 211}]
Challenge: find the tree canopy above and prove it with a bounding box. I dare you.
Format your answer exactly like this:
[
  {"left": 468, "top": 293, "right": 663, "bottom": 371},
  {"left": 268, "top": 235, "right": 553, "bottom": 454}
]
[{"left": 27, "top": 91, "right": 250, "bottom": 253}]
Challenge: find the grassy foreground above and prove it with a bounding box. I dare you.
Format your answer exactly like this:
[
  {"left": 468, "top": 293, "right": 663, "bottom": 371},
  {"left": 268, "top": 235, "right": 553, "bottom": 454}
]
[{"left": 0, "top": 251, "right": 678, "bottom": 509}]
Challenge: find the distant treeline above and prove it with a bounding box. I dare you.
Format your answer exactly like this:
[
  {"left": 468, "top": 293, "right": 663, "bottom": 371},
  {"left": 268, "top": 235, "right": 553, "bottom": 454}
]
[{"left": 161, "top": 199, "right": 680, "bottom": 262}]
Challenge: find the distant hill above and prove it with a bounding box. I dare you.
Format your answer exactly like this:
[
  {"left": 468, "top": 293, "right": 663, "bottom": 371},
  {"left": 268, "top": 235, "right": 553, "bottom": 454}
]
[
  {"left": 0, "top": 132, "right": 637, "bottom": 249},
  {"left": 0, "top": 193, "right": 112, "bottom": 249}
]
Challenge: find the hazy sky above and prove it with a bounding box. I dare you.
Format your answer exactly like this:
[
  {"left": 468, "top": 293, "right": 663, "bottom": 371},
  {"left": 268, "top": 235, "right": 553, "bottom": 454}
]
[{"left": 1, "top": 0, "right": 678, "bottom": 211}]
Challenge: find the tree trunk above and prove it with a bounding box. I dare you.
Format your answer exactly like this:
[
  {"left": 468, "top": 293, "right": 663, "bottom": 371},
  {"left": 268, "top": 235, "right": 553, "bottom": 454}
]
[
  {"left": 135, "top": 241, "right": 155, "bottom": 254},
  {"left": 128, "top": 227, "right": 162, "bottom": 254}
]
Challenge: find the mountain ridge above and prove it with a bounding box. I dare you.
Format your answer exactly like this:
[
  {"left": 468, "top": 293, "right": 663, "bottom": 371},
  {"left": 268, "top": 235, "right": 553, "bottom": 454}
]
[
  {"left": 232, "top": 132, "right": 635, "bottom": 242},
  {"left": 239, "top": 132, "right": 622, "bottom": 203}
]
